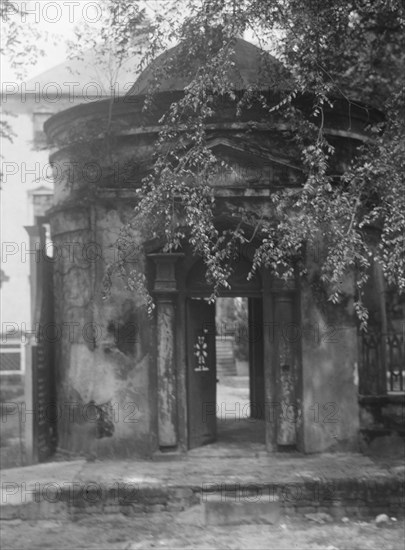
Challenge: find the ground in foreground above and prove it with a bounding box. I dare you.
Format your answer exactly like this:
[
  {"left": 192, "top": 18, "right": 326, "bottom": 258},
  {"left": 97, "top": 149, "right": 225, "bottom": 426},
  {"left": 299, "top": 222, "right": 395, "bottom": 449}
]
[{"left": 1, "top": 511, "right": 404, "bottom": 550}]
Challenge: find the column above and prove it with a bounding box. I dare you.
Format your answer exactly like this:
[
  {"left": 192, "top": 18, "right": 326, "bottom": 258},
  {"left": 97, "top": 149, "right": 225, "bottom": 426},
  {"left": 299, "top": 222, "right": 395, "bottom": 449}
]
[
  {"left": 148, "top": 253, "right": 183, "bottom": 450},
  {"left": 272, "top": 277, "right": 300, "bottom": 447}
]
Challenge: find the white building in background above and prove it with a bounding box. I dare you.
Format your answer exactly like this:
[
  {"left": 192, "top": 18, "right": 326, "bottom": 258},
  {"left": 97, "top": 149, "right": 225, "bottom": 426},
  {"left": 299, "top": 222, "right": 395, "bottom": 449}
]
[{"left": 0, "top": 49, "right": 142, "bottom": 373}]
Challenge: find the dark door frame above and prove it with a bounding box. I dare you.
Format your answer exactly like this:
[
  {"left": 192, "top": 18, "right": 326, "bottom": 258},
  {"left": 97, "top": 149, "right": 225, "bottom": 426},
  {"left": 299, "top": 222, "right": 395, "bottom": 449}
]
[
  {"left": 176, "top": 256, "right": 272, "bottom": 452},
  {"left": 163, "top": 251, "right": 303, "bottom": 453}
]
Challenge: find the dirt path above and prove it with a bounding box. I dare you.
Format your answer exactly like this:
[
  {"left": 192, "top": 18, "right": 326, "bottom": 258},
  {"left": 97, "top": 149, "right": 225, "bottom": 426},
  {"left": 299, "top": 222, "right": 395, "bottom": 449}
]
[{"left": 1, "top": 512, "right": 404, "bottom": 550}]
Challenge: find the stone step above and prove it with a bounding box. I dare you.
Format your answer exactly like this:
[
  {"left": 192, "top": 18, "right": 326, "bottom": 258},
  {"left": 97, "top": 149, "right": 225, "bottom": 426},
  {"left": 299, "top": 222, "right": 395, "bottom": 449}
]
[
  {"left": 216, "top": 350, "right": 234, "bottom": 357},
  {"left": 216, "top": 337, "right": 237, "bottom": 375},
  {"left": 217, "top": 362, "right": 237, "bottom": 376},
  {"left": 217, "top": 358, "right": 235, "bottom": 365}
]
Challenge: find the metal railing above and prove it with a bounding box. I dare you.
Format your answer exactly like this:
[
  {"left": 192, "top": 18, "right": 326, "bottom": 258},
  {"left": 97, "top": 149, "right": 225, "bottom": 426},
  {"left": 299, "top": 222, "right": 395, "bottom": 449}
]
[{"left": 361, "top": 330, "right": 404, "bottom": 394}]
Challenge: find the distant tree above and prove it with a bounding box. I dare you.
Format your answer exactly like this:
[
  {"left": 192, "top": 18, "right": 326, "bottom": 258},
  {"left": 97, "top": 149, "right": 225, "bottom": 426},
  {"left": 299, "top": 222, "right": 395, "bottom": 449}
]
[
  {"left": 0, "top": 268, "right": 10, "bottom": 288},
  {"left": 0, "top": 0, "right": 46, "bottom": 79},
  {"left": 66, "top": 0, "right": 149, "bottom": 98},
  {"left": 0, "top": 0, "right": 51, "bottom": 182}
]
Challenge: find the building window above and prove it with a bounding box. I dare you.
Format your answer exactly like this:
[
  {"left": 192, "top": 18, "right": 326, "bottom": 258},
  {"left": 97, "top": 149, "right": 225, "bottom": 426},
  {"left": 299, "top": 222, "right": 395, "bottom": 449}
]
[
  {"left": 32, "top": 111, "right": 52, "bottom": 148},
  {"left": 0, "top": 341, "right": 25, "bottom": 375}
]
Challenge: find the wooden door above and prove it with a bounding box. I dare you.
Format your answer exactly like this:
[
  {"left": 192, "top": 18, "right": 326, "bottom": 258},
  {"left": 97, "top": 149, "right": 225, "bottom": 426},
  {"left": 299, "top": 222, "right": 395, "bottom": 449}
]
[{"left": 186, "top": 298, "right": 217, "bottom": 448}]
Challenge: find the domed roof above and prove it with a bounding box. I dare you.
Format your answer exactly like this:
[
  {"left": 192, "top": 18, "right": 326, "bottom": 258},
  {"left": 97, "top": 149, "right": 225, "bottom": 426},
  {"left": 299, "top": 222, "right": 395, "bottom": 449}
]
[{"left": 126, "top": 37, "right": 289, "bottom": 96}]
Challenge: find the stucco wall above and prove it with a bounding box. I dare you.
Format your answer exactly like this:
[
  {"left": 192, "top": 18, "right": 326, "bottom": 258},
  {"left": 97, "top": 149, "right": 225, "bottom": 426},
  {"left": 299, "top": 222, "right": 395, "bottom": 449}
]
[
  {"left": 43, "top": 78, "right": 378, "bottom": 456},
  {"left": 50, "top": 201, "right": 157, "bottom": 458},
  {"left": 300, "top": 275, "right": 360, "bottom": 452}
]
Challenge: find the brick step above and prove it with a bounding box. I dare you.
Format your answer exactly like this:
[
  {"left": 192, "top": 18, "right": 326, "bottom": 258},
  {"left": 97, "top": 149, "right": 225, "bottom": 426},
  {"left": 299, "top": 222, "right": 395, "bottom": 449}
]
[{"left": 2, "top": 478, "right": 404, "bottom": 522}]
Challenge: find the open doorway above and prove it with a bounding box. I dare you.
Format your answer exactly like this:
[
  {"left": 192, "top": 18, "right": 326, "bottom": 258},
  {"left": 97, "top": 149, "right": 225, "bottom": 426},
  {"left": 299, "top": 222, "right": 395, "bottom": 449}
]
[
  {"left": 215, "top": 297, "right": 265, "bottom": 445},
  {"left": 185, "top": 256, "right": 300, "bottom": 452}
]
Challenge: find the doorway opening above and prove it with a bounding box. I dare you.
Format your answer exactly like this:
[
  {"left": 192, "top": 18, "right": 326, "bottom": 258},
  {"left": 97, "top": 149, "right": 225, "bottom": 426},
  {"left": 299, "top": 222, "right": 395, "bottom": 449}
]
[
  {"left": 215, "top": 297, "right": 265, "bottom": 445},
  {"left": 185, "top": 256, "right": 267, "bottom": 451},
  {"left": 185, "top": 256, "right": 300, "bottom": 452}
]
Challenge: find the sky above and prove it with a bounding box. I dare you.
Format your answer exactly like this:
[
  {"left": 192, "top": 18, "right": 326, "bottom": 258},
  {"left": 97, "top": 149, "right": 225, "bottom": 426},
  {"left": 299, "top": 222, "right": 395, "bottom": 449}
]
[
  {"left": 1, "top": 1, "right": 270, "bottom": 85},
  {"left": 1, "top": 0, "right": 172, "bottom": 82},
  {"left": 1, "top": 1, "right": 77, "bottom": 82}
]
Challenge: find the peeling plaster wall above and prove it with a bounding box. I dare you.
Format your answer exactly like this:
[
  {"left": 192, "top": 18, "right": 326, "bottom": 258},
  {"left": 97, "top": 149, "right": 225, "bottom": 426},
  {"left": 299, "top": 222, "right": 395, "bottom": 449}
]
[
  {"left": 49, "top": 201, "right": 157, "bottom": 458},
  {"left": 300, "top": 277, "right": 360, "bottom": 453}
]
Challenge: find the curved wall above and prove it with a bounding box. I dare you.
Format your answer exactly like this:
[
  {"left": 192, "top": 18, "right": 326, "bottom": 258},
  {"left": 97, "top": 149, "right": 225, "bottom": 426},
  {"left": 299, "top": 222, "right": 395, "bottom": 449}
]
[{"left": 44, "top": 82, "right": 378, "bottom": 456}]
